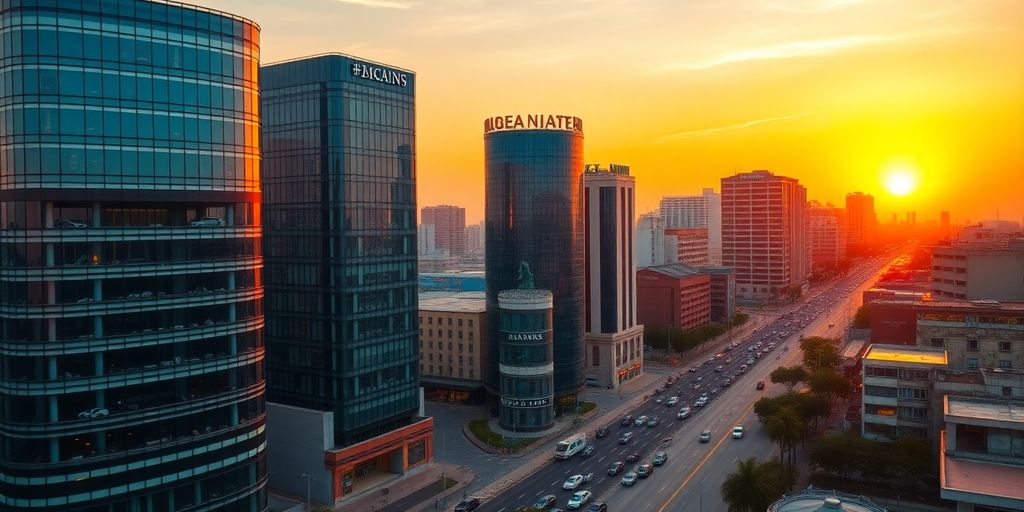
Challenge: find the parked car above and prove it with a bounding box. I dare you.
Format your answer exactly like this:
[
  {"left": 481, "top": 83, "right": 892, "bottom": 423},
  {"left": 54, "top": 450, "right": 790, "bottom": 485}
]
[
  {"left": 652, "top": 451, "right": 668, "bottom": 466},
  {"left": 78, "top": 407, "right": 109, "bottom": 419},
  {"left": 756, "top": 380, "right": 766, "bottom": 390},
  {"left": 621, "top": 472, "right": 638, "bottom": 486},
  {"left": 618, "top": 432, "right": 633, "bottom": 444},
  {"left": 563, "top": 474, "right": 585, "bottom": 490},
  {"left": 636, "top": 463, "right": 654, "bottom": 478},
  {"left": 732, "top": 426, "right": 745, "bottom": 439},
  {"left": 620, "top": 415, "right": 634, "bottom": 427},
  {"left": 608, "top": 461, "right": 625, "bottom": 476},
  {"left": 534, "top": 495, "right": 557, "bottom": 509},
  {"left": 567, "top": 490, "right": 592, "bottom": 510},
  {"left": 455, "top": 497, "right": 481, "bottom": 512},
  {"left": 596, "top": 425, "right": 610, "bottom": 438},
  {"left": 699, "top": 430, "right": 712, "bottom": 443},
  {"left": 190, "top": 217, "right": 225, "bottom": 227}
]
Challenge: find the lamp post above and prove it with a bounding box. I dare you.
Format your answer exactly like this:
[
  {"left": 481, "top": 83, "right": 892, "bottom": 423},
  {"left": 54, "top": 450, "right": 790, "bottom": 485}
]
[{"left": 300, "top": 473, "right": 312, "bottom": 512}]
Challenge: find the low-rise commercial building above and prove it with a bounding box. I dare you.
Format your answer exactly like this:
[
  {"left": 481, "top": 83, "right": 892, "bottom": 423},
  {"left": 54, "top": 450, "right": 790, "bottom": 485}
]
[
  {"left": 697, "top": 265, "right": 736, "bottom": 325},
  {"left": 419, "top": 293, "right": 487, "bottom": 402},
  {"left": 861, "top": 344, "right": 948, "bottom": 442},
  {"left": 637, "top": 264, "right": 711, "bottom": 330},
  {"left": 940, "top": 395, "right": 1024, "bottom": 512},
  {"left": 931, "top": 240, "right": 1024, "bottom": 301},
  {"left": 915, "top": 300, "right": 1024, "bottom": 372}
]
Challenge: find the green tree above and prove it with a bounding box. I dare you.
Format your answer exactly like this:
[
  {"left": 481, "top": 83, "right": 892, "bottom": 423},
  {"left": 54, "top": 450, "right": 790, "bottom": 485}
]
[
  {"left": 809, "top": 431, "right": 862, "bottom": 478},
  {"left": 852, "top": 304, "right": 871, "bottom": 329},
  {"left": 808, "top": 368, "right": 853, "bottom": 414},
  {"left": 765, "top": 406, "right": 803, "bottom": 470},
  {"left": 890, "top": 436, "right": 933, "bottom": 483},
  {"left": 800, "top": 336, "right": 842, "bottom": 371},
  {"left": 769, "top": 365, "right": 808, "bottom": 392},
  {"left": 720, "top": 458, "right": 786, "bottom": 512}
]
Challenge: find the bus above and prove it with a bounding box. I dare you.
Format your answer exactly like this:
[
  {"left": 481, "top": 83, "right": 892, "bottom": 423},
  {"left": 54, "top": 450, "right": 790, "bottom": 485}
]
[{"left": 554, "top": 434, "right": 587, "bottom": 460}]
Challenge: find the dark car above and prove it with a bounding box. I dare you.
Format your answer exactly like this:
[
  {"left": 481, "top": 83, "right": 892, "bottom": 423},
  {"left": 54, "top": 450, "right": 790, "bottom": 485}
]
[
  {"left": 587, "top": 503, "right": 608, "bottom": 512},
  {"left": 608, "top": 461, "right": 625, "bottom": 475},
  {"left": 636, "top": 463, "right": 654, "bottom": 478},
  {"left": 534, "top": 495, "right": 557, "bottom": 509},
  {"left": 618, "top": 432, "right": 633, "bottom": 444},
  {"left": 620, "top": 415, "right": 634, "bottom": 427},
  {"left": 652, "top": 451, "right": 668, "bottom": 466},
  {"left": 581, "top": 445, "right": 595, "bottom": 457},
  {"left": 756, "top": 380, "right": 766, "bottom": 390},
  {"left": 626, "top": 451, "right": 641, "bottom": 463},
  {"left": 596, "top": 425, "right": 610, "bottom": 438},
  {"left": 455, "top": 497, "right": 481, "bottom": 512}
]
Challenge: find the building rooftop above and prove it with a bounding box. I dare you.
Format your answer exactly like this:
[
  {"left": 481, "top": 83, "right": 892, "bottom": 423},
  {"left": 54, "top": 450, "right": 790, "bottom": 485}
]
[
  {"left": 418, "top": 292, "right": 486, "bottom": 313},
  {"left": 872, "top": 299, "right": 1024, "bottom": 312},
  {"left": 842, "top": 340, "right": 867, "bottom": 360},
  {"left": 640, "top": 263, "right": 704, "bottom": 278},
  {"left": 769, "top": 488, "right": 886, "bottom": 512},
  {"left": 945, "top": 396, "right": 1024, "bottom": 425},
  {"left": 941, "top": 435, "right": 1024, "bottom": 509},
  {"left": 863, "top": 344, "right": 947, "bottom": 366}
]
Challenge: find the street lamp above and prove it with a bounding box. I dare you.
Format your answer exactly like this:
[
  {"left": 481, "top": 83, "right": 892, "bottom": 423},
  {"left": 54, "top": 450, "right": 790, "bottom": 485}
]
[{"left": 300, "top": 473, "right": 313, "bottom": 512}]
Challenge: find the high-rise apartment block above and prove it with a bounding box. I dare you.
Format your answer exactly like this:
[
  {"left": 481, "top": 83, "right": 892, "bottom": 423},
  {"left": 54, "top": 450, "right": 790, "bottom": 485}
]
[
  {"left": 418, "top": 223, "right": 438, "bottom": 256},
  {"left": 931, "top": 240, "right": 1024, "bottom": 301},
  {"left": 846, "top": 192, "right": 876, "bottom": 252},
  {"left": 422, "top": 205, "right": 466, "bottom": 257},
  {"left": 659, "top": 188, "right": 722, "bottom": 263},
  {"left": 808, "top": 201, "right": 846, "bottom": 270},
  {"left": 582, "top": 164, "right": 645, "bottom": 389},
  {"left": 635, "top": 212, "right": 667, "bottom": 268},
  {"left": 721, "top": 170, "right": 808, "bottom": 301},
  {"left": 665, "top": 228, "right": 710, "bottom": 266},
  {"left": 466, "top": 220, "right": 485, "bottom": 255},
  {"left": 261, "top": 54, "right": 431, "bottom": 505},
  {"left": 484, "top": 114, "right": 586, "bottom": 411},
  {"left": 0, "top": 2, "right": 268, "bottom": 510}
]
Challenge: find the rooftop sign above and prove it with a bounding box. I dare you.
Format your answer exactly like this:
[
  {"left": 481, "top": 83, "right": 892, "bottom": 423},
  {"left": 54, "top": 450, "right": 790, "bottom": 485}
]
[
  {"left": 484, "top": 114, "right": 582, "bottom": 134},
  {"left": 351, "top": 61, "right": 409, "bottom": 87}
]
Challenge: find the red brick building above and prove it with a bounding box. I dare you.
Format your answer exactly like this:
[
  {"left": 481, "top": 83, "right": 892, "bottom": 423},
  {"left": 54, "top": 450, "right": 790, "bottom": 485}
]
[{"left": 637, "top": 264, "right": 711, "bottom": 330}]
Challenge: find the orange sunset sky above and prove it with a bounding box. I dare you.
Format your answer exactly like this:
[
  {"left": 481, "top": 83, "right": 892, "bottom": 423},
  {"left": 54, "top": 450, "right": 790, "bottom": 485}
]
[{"left": 203, "top": 0, "right": 1024, "bottom": 225}]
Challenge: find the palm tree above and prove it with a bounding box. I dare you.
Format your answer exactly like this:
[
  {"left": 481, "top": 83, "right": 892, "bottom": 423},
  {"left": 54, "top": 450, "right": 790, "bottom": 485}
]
[
  {"left": 766, "top": 406, "right": 803, "bottom": 469},
  {"left": 720, "top": 458, "right": 778, "bottom": 512}
]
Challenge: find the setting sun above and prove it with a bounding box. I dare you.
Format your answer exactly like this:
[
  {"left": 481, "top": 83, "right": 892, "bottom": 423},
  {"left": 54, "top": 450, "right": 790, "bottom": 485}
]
[{"left": 884, "top": 168, "right": 918, "bottom": 197}]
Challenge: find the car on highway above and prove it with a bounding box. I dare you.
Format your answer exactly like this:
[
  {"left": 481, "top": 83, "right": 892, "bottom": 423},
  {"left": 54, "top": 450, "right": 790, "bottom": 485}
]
[
  {"left": 677, "top": 407, "right": 691, "bottom": 419},
  {"left": 756, "top": 380, "right": 765, "bottom": 390},
  {"left": 534, "top": 495, "right": 557, "bottom": 508},
  {"left": 694, "top": 396, "right": 708, "bottom": 407},
  {"left": 596, "top": 425, "right": 610, "bottom": 438},
  {"left": 699, "top": 430, "right": 712, "bottom": 443},
  {"left": 652, "top": 451, "right": 668, "bottom": 466},
  {"left": 647, "top": 416, "right": 659, "bottom": 427},
  {"left": 620, "top": 415, "right": 634, "bottom": 426},
  {"left": 634, "top": 415, "right": 648, "bottom": 426},
  {"left": 455, "top": 497, "right": 481, "bottom": 512},
  {"left": 608, "top": 461, "right": 625, "bottom": 475},
  {"left": 581, "top": 446, "right": 595, "bottom": 457},
  {"left": 586, "top": 503, "right": 608, "bottom": 512},
  {"left": 714, "top": 365, "right": 724, "bottom": 372},
  {"left": 621, "top": 471, "right": 638, "bottom": 486},
  {"left": 618, "top": 432, "right": 633, "bottom": 444},
  {"left": 626, "top": 451, "right": 641, "bottom": 462},
  {"left": 563, "top": 474, "right": 585, "bottom": 490},
  {"left": 567, "top": 490, "right": 592, "bottom": 510},
  {"left": 732, "top": 426, "right": 745, "bottom": 439},
  {"left": 636, "top": 463, "right": 654, "bottom": 478},
  {"left": 654, "top": 396, "right": 663, "bottom": 404},
  {"left": 666, "top": 396, "right": 679, "bottom": 407}
]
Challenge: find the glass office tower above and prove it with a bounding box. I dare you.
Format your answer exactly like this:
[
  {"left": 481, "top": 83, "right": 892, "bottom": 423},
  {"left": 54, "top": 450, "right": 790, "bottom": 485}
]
[
  {"left": 261, "top": 54, "right": 419, "bottom": 447},
  {"left": 484, "top": 124, "right": 585, "bottom": 411},
  {"left": 0, "top": 1, "right": 266, "bottom": 511}
]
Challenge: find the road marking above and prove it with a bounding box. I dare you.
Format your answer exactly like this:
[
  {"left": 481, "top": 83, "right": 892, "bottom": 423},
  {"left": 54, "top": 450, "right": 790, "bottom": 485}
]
[
  {"left": 518, "top": 492, "right": 526, "bottom": 499},
  {"left": 656, "top": 399, "right": 758, "bottom": 512},
  {"left": 551, "top": 480, "right": 558, "bottom": 487},
  {"left": 598, "top": 456, "right": 606, "bottom": 462}
]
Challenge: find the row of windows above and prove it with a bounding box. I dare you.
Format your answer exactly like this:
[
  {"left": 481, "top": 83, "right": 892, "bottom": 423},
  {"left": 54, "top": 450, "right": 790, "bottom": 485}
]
[
  {"left": 419, "top": 329, "right": 475, "bottom": 341},
  {"left": 420, "top": 316, "right": 474, "bottom": 327},
  {"left": 422, "top": 353, "right": 474, "bottom": 366},
  {"left": 3, "top": 268, "right": 259, "bottom": 305},
  {"left": 2, "top": 238, "right": 260, "bottom": 269},
  {"left": 421, "top": 364, "right": 475, "bottom": 380},
  {"left": 421, "top": 340, "right": 476, "bottom": 351}
]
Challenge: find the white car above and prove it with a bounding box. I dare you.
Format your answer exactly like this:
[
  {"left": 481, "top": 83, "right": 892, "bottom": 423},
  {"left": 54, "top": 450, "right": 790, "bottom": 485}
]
[
  {"left": 666, "top": 396, "right": 679, "bottom": 407},
  {"left": 78, "top": 407, "right": 109, "bottom": 419},
  {"left": 677, "top": 407, "right": 691, "bottom": 420},
  {"left": 695, "top": 396, "right": 708, "bottom": 407},
  {"left": 56, "top": 219, "right": 88, "bottom": 228},
  {"left": 190, "top": 217, "right": 225, "bottom": 227},
  {"left": 567, "top": 490, "right": 592, "bottom": 510},
  {"left": 563, "top": 474, "right": 584, "bottom": 490},
  {"left": 732, "top": 426, "right": 745, "bottom": 439}
]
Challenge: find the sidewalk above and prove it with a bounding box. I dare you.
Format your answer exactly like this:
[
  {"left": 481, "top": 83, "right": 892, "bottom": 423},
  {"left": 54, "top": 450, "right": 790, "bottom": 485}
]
[{"left": 334, "top": 464, "right": 476, "bottom": 512}]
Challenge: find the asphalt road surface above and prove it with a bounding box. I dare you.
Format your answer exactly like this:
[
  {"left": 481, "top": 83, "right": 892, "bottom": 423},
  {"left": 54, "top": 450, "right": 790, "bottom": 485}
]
[{"left": 474, "top": 254, "right": 894, "bottom": 512}]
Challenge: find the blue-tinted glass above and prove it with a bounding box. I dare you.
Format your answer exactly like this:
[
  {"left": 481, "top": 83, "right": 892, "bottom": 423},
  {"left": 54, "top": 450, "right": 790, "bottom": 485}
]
[
  {"left": 101, "top": 34, "right": 118, "bottom": 61},
  {"left": 19, "top": 29, "right": 37, "bottom": 55},
  {"left": 83, "top": 34, "right": 101, "bottom": 60},
  {"left": 40, "top": 147, "right": 59, "bottom": 173},
  {"left": 60, "top": 108, "right": 84, "bottom": 136},
  {"left": 58, "top": 29, "right": 83, "bottom": 59},
  {"left": 37, "top": 28, "right": 57, "bottom": 55},
  {"left": 137, "top": 112, "right": 153, "bottom": 139},
  {"left": 84, "top": 109, "right": 101, "bottom": 136},
  {"left": 38, "top": 68, "right": 57, "bottom": 94},
  {"left": 120, "top": 74, "right": 136, "bottom": 100},
  {"left": 152, "top": 76, "right": 168, "bottom": 102},
  {"left": 103, "top": 110, "right": 120, "bottom": 137},
  {"left": 83, "top": 70, "right": 101, "bottom": 96},
  {"left": 58, "top": 69, "right": 83, "bottom": 96},
  {"left": 137, "top": 76, "right": 152, "bottom": 101},
  {"left": 120, "top": 112, "right": 136, "bottom": 137}
]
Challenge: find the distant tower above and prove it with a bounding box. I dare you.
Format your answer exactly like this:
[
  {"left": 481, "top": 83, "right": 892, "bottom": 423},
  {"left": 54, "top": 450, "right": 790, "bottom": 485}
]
[
  {"left": 422, "top": 205, "right": 467, "bottom": 257},
  {"left": 845, "top": 192, "right": 877, "bottom": 253},
  {"left": 659, "top": 188, "right": 722, "bottom": 263}
]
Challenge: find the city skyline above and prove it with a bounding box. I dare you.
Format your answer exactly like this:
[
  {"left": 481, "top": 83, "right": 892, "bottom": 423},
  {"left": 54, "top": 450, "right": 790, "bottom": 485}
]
[{"left": 202, "top": 0, "right": 1023, "bottom": 224}]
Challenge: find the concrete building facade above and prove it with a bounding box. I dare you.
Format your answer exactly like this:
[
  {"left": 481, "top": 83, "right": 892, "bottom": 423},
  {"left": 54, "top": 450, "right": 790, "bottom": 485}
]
[
  {"left": 636, "top": 264, "right": 711, "bottom": 331},
  {"left": 808, "top": 200, "right": 846, "bottom": 270},
  {"left": 915, "top": 300, "right": 1024, "bottom": 373},
  {"left": 422, "top": 204, "right": 467, "bottom": 258},
  {"left": 861, "top": 344, "right": 948, "bottom": 442},
  {"left": 665, "top": 228, "right": 710, "bottom": 266},
  {"left": 659, "top": 188, "right": 722, "bottom": 263},
  {"left": 635, "top": 212, "right": 666, "bottom": 268},
  {"left": 846, "top": 192, "right": 877, "bottom": 253},
  {"left": 418, "top": 293, "right": 487, "bottom": 402},
  {"left": 721, "top": 170, "right": 808, "bottom": 301},
  {"left": 931, "top": 240, "right": 1024, "bottom": 301},
  {"left": 698, "top": 266, "right": 737, "bottom": 325},
  {"left": 582, "top": 164, "right": 644, "bottom": 389}
]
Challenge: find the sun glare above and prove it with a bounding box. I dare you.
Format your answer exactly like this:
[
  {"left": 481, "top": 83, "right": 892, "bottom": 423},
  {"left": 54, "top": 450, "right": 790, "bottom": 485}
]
[{"left": 884, "top": 168, "right": 918, "bottom": 197}]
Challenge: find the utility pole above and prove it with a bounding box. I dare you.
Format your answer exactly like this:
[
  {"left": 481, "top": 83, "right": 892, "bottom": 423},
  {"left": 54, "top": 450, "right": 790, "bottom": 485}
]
[{"left": 300, "top": 473, "right": 312, "bottom": 512}]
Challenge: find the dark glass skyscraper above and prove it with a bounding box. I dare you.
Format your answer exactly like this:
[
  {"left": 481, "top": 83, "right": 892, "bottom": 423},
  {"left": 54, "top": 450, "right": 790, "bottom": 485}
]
[
  {"left": 484, "top": 117, "right": 585, "bottom": 410},
  {"left": 0, "top": 1, "right": 266, "bottom": 510},
  {"left": 261, "top": 55, "right": 430, "bottom": 504}
]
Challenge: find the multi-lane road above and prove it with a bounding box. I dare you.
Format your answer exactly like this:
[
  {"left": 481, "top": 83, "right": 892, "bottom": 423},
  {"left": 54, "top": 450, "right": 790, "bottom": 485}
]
[{"left": 475, "top": 254, "right": 895, "bottom": 512}]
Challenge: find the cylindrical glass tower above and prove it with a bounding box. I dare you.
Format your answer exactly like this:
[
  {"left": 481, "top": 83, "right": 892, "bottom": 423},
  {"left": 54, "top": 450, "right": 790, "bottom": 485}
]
[
  {"left": 0, "top": 1, "right": 266, "bottom": 510},
  {"left": 497, "top": 289, "right": 554, "bottom": 431},
  {"left": 484, "top": 118, "right": 585, "bottom": 411}
]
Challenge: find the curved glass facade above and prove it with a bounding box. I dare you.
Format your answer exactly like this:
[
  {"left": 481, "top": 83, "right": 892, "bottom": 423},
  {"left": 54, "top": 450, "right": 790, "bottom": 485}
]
[
  {"left": 0, "top": 1, "right": 266, "bottom": 511},
  {"left": 484, "top": 128, "right": 585, "bottom": 408},
  {"left": 497, "top": 289, "right": 554, "bottom": 432}
]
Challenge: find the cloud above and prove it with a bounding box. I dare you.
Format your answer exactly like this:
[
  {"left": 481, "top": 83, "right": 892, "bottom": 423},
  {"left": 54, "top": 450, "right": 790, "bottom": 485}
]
[
  {"left": 665, "top": 34, "right": 897, "bottom": 71},
  {"left": 762, "top": 0, "right": 873, "bottom": 13},
  {"left": 334, "top": 0, "right": 414, "bottom": 9},
  {"left": 653, "top": 112, "right": 815, "bottom": 143}
]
